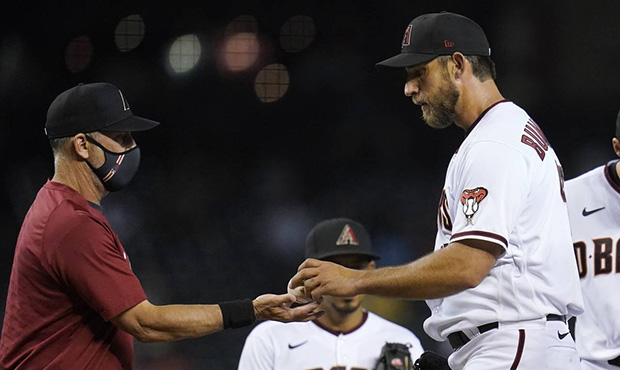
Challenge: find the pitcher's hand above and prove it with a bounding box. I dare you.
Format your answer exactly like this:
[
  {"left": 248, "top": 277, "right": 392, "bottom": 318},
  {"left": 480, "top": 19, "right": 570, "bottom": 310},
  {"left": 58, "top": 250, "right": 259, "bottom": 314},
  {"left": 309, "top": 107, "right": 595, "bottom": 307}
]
[{"left": 289, "top": 258, "right": 363, "bottom": 303}]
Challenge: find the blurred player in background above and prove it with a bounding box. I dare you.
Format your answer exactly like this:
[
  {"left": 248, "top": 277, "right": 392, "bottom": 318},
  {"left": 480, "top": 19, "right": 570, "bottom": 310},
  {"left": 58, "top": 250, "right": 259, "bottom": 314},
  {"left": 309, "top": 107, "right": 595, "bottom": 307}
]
[
  {"left": 0, "top": 83, "right": 321, "bottom": 370},
  {"left": 291, "top": 12, "right": 584, "bottom": 370},
  {"left": 238, "top": 218, "right": 424, "bottom": 370},
  {"left": 565, "top": 109, "right": 620, "bottom": 370}
]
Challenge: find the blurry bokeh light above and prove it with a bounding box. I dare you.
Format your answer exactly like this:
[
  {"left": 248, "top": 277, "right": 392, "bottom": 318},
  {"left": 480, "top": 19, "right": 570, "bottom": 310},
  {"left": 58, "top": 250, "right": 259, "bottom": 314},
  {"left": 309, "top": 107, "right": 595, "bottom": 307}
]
[
  {"left": 168, "top": 34, "right": 201, "bottom": 73},
  {"left": 64, "top": 35, "right": 93, "bottom": 73},
  {"left": 219, "top": 15, "right": 260, "bottom": 73},
  {"left": 280, "top": 15, "right": 315, "bottom": 52},
  {"left": 254, "top": 63, "right": 289, "bottom": 103},
  {"left": 225, "top": 15, "right": 258, "bottom": 35},
  {"left": 221, "top": 32, "right": 260, "bottom": 72},
  {"left": 114, "top": 14, "right": 145, "bottom": 52}
]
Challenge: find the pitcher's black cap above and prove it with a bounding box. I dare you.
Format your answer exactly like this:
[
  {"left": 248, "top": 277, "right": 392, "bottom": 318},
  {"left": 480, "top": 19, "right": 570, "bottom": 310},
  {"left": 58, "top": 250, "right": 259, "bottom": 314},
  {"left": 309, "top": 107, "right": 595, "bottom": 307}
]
[
  {"left": 376, "top": 11, "right": 491, "bottom": 70},
  {"left": 305, "top": 218, "right": 380, "bottom": 260},
  {"left": 45, "top": 82, "right": 159, "bottom": 139}
]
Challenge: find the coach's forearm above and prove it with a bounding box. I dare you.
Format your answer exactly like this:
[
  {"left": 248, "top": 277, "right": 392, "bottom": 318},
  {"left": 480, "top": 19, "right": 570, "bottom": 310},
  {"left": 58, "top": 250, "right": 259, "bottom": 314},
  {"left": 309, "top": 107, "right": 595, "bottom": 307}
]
[
  {"left": 357, "top": 242, "right": 497, "bottom": 300},
  {"left": 112, "top": 300, "right": 224, "bottom": 343}
]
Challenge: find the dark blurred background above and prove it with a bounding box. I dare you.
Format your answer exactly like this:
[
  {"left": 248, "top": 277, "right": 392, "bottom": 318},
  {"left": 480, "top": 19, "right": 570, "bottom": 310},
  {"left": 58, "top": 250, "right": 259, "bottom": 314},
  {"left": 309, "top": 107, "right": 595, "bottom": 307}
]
[{"left": 1, "top": 0, "right": 620, "bottom": 368}]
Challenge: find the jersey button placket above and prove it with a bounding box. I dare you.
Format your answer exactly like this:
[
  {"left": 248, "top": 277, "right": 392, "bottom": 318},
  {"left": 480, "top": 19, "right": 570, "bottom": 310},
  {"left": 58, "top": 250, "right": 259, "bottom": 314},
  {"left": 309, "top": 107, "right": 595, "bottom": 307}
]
[{"left": 336, "top": 334, "right": 344, "bottom": 364}]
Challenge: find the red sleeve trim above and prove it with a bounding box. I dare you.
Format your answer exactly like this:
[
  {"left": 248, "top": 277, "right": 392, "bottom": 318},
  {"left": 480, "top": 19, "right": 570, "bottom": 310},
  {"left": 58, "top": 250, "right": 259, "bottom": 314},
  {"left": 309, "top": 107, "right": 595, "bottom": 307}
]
[{"left": 450, "top": 230, "right": 508, "bottom": 249}]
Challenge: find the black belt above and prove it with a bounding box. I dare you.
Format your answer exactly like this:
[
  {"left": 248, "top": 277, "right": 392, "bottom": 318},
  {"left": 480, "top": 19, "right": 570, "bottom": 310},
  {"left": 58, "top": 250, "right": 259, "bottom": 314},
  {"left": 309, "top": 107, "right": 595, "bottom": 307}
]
[
  {"left": 609, "top": 355, "right": 620, "bottom": 367},
  {"left": 447, "top": 314, "right": 566, "bottom": 350}
]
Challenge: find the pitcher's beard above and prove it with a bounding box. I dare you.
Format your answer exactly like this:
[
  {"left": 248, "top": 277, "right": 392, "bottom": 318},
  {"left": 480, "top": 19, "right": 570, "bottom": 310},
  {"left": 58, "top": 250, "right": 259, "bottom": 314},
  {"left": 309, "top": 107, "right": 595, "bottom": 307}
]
[{"left": 422, "top": 79, "right": 460, "bottom": 129}]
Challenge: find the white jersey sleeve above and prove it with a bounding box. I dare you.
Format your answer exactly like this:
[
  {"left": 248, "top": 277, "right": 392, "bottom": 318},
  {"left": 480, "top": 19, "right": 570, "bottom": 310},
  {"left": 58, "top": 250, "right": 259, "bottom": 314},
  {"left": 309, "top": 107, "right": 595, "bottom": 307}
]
[{"left": 566, "top": 161, "right": 620, "bottom": 361}]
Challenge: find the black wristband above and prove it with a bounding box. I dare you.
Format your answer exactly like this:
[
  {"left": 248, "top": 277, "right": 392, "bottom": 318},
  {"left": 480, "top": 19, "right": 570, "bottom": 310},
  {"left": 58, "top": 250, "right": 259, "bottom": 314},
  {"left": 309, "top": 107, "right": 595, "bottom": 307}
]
[{"left": 218, "top": 299, "right": 256, "bottom": 329}]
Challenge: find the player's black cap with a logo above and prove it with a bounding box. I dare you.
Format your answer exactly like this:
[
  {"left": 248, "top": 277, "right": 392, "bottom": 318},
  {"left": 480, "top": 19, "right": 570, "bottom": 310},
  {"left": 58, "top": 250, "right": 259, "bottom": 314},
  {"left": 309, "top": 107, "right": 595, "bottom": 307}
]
[
  {"left": 305, "top": 218, "right": 380, "bottom": 260},
  {"left": 45, "top": 82, "right": 159, "bottom": 139},
  {"left": 376, "top": 11, "right": 491, "bottom": 70}
]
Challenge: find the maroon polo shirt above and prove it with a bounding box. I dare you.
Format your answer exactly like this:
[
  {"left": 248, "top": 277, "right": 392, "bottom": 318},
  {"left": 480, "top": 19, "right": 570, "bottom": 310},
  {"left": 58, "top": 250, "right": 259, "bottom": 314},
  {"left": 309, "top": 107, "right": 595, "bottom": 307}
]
[{"left": 0, "top": 181, "right": 147, "bottom": 369}]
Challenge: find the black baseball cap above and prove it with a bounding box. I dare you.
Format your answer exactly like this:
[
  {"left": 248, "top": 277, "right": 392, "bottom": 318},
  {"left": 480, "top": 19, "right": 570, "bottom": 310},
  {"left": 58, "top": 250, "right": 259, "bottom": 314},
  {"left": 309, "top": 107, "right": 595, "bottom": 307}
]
[
  {"left": 45, "top": 82, "right": 159, "bottom": 139},
  {"left": 376, "top": 11, "right": 491, "bottom": 70},
  {"left": 305, "top": 218, "right": 380, "bottom": 260}
]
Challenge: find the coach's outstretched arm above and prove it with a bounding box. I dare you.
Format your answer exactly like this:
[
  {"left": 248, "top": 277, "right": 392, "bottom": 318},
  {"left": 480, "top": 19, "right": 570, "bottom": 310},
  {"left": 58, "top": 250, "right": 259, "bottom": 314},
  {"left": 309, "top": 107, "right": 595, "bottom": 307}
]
[
  {"left": 290, "top": 239, "right": 504, "bottom": 302},
  {"left": 111, "top": 293, "right": 322, "bottom": 343}
]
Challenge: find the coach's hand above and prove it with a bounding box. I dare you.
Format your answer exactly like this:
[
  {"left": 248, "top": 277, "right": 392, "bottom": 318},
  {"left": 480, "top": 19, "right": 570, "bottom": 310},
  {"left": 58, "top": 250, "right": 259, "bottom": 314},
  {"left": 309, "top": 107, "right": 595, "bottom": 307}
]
[
  {"left": 290, "top": 258, "right": 362, "bottom": 303},
  {"left": 253, "top": 293, "right": 324, "bottom": 323}
]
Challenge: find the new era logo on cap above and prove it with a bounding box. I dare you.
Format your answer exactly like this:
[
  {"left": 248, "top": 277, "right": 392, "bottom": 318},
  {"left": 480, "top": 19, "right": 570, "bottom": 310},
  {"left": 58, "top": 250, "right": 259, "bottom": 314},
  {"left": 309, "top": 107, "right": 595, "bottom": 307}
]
[{"left": 336, "top": 224, "right": 359, "bottom": 246}]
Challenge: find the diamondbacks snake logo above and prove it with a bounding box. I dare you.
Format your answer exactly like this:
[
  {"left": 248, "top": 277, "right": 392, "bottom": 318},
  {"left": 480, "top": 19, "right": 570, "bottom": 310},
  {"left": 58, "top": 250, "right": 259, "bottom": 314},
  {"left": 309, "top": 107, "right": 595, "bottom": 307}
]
[{"left": 460, "top": 187, "right": 488, "bottom": 225}]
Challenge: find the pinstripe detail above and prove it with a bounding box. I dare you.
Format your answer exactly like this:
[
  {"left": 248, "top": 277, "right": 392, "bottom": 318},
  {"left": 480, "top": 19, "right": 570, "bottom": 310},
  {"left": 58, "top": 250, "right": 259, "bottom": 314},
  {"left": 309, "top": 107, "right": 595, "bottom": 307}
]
[{"left": 510, "top": 329, "right": 526, "bottom": 370}]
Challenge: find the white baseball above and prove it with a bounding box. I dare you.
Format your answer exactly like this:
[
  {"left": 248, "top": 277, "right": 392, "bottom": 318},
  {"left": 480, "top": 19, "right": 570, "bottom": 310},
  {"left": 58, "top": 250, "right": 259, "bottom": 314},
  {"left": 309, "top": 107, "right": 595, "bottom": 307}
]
[{"left": 287, "top": 277, "right": 312, "bottom": 304}]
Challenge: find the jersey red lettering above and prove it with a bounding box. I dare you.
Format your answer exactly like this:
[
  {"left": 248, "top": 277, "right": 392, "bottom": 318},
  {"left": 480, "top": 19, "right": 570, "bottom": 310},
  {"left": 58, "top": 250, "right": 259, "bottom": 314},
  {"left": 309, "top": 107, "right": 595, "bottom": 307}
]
[
  {"left": 594, "top": 238, "right": 614, "bottom": 275},
  {"left": 438, "top": 189, "right": 453, "bottom": 231},
  {"left": 521, "top": 135, "right": 546, "bottom": 160},
  {"left": 573, "top": 241, "right": 587, "bottom": 278},
  {"left": 616, "top": 239, "right": 620, "bottom": 274},
  {"left": 524, "top": 125, "right": 548, "bottom": 151},
  {"left": 520, "top": 120, "right": 549, "bottom": 161},
  {"left": 526, "top": 119, "right": 549, "bottom": 146}
]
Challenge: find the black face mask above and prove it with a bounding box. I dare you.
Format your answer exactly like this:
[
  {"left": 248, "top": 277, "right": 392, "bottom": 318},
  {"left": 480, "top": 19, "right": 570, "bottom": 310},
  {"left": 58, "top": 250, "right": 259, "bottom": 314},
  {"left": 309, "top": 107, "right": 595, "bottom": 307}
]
[{"left": 85, "top": 136, "right": 141, "bottom": 192}]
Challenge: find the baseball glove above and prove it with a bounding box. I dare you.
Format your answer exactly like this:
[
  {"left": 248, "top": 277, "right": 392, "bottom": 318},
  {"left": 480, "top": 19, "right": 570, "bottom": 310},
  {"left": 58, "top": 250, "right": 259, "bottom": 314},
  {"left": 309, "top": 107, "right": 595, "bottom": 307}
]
[
  {"left": 375, "top": 342, "right": 413, "bottom": 370},
  {"left": 413, "top": 351, "right": 450, "bottom": 370}
]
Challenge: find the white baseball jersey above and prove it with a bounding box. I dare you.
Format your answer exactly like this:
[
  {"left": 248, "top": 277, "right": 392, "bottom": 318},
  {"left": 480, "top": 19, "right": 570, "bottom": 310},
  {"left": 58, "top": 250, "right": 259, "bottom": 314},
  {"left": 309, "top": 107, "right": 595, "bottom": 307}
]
[
  {"left": 566, "top": 161, "right": 620, "bottom": 362},
  {"left": 424, "top": 100, "right": 584, "bottom": 341},
  {"left": 238, "top": 311, "right": 424, "bottom": 370}
]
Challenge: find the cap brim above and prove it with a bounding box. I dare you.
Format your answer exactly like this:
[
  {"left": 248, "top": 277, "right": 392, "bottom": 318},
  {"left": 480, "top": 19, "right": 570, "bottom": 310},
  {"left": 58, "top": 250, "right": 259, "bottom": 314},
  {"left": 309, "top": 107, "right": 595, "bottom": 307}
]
[
  {"left": 311, "top": 250, "right": 381, "bottom": 261},
  {"left": 102, "top": 114, "right": 160, "bottom": 132},
  {"left": 375, "top": 52, "right": 439, "bottom": 71}
]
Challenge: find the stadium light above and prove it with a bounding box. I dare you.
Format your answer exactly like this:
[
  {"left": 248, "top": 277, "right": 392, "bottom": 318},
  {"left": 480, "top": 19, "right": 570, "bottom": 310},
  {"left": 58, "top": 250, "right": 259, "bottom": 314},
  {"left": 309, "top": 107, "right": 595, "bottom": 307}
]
[
  {"left": 254, "top": 63, "right": 289, "bottom": 103},
  {"left": 115, "top": 14, "right": 145, "bottom": 52},
  {"left": 168, "top": 34, "right": 201, "bottom": 73},
  {"left": 280, "top": 15, "right": 315, "bottom": 53}
]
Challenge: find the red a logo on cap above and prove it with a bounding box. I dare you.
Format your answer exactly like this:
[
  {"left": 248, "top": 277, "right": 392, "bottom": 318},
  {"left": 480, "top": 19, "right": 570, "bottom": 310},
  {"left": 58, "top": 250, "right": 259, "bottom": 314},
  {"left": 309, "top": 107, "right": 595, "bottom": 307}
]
[
  {"left": 336, "top": 224, "right": 359, "bottom": 246},
  {"left": 402, "top": 25, "right": 412, "bottom": 46},
  {"left": 444, "top": 40, "right": 455, "bottom": 48}
]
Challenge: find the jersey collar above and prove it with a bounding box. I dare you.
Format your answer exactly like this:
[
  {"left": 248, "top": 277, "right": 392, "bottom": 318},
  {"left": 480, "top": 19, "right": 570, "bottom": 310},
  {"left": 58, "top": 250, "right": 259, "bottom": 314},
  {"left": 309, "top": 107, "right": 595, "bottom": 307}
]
[
  {"left": 604, "top": 159, "right": 620, "bottom": 194},
  {"left": 464, "top": 99, "right": 511, "bottom": 137},
  {"left": 312, "top": 310, "right": 369, "bottom": 336},
  {"left": 45, "top": 180, "right": 104, "bottom": 214}
]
